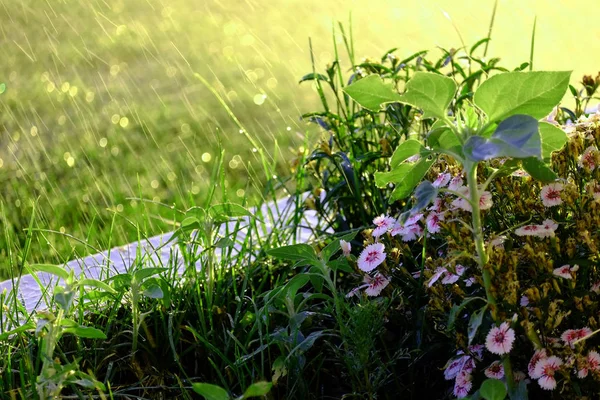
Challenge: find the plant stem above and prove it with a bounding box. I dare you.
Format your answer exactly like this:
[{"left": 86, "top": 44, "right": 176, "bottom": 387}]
[{"left": 466, "top": 163, "right": 516, "bottom": 392}]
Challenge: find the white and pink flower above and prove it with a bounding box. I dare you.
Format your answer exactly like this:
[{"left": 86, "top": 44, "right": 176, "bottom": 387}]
[
  {"left": 484, "top": 361, "right": 505, "bottom": 379},
  {"left": 340, "top": 240, "right": 351, "bottom": 257},
  {"left": 579, "top": 145, "right": 598, "bottom": 170},
  {"left": 357, "top": 243, "right": 386, "bottom": 272},
  {"left": 426, "top": 212, "right": 445, "bottom": 234},
  {"left": 433, "top": 172, "right": 452, "bottom": 188},
  {"left": 485, "top": 322, "right": 515, "bottom": 355},
  {"left": 372, "top": 215, "right": 396, "bottom": 238},
  {"left": 453, "top": 370, "right": 472, "bottom": 398},
  {"left": 364, "top": 273, "right": 390, "bottom": 296},
  {"left": 553, "top": 264, "right": 578, "bottom": 280},
  {"left": 534, "top": 356, "right": 563, "bottom": 390},
  {"left": 448, "top": 176, "right": 463, "bottom": 191},
  {"left": 529, "top": 349, "right": 549, "bottom": 379},
  {"left": 561, "top": 327, "right": 592, "bottom": 347},
  {"left": 540, "top": 183, "right": 563, "bottom": 207}
]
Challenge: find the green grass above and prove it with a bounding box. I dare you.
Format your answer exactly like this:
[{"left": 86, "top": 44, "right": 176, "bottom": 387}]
[{"left": 1, "top": 0, "right": 599, "bottom": 275}]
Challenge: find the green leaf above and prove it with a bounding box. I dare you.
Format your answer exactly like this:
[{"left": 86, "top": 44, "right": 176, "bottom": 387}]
[
  {"left": 508, "top": 379, "right": 529, "bottom": 400},
  {"left": 398, "top": 71, "right": 457, "bottom": 119},
  {"left": 284, "top": 274, "right": 311, "bottom": 300},
  {"left": 480, "top": 379, "right": 507, "bottom": 400},
  {"left": 28, "top": 264, "right": 69, "bottom": 280},
  {"left": 539, "top": 122, "right": 568, "bottom": 162},
  {"left": 78, "top": 278, "right": 117, "bottom": 294},
  {"left": 267, "top": 244, "right": 318, "bottom": 263},
  {"left": 132, "top": 267, "right": 167, "bottom": 284},
  {"left": 468, "top": 305, "right": 488, "bottom": 345},
  {"left": 63, "top": 325, "right": 107, "bottom": 339},
  {"left": 54, "top": 286, "right": 75, "bottom": 312},
  {"left": 209, "top": 203, "right": 253, "bottom": 222},
  {"left": 411, "top": 181, "right": 438, "bottom": 214},
  {"left": 343, "top": 75, "right": 403, "bottom": 111},
  {"left": 142, "top": 284, "right": 164, "bottom": 299},
  {"left": 192, "top": 383, "right": 230, "bottom": 400},
  {"left": 374, "top": 164, "right": 412, "bottom": 188},
  {"left": 521, "top": 157, "right": 558, "bottom": 182},
  {"left": 390, "top": 139, "right": 427, "bottom": 168},
  {"left": 447, "top": 296, "right": 485, "bottom": 334},
  {"left": 389, "top": 158, "right": 435, "bottom": 201},
  {"left": 242, "top": 381, "right": 273, "bottom": 398},
  {"left": 298, "top": 73, "right": 329, "bottom": 84},
  {"left": 428, "top": 128, "right": 462, "bottom": 155},
  {"left": 0, "top": 322, "right": 36, "bottom": 340},
  {"left": 474, "top": 71, "right": 571, "bottom": 122}
]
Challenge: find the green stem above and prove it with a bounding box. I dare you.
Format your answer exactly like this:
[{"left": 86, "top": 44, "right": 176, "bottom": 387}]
[{"left": 466, "top": 163, "right": 516, "bottom": 392}]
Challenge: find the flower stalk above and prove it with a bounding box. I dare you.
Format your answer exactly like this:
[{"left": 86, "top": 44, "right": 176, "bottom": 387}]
[{"left": 466, "top": 161, "right": 516, "bottom": 393}]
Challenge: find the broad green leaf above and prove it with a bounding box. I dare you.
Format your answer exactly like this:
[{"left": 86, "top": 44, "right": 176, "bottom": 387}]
[
  {"left": 508, "top": 380, "right": 529, "bottom": 400},
  {"left": 132, "top": 268, "right": 167, "bottom": 284},
  {"left": 521, "top": 157, "right": 558, "bottom": 182},
  {"left": 374, "top": 164, "right": 413, "bottom": 188},
  {"left": 343, "top": 74, "right": 403, "bottom": 111},
  {"left": 474, "top": 71, "right": 571, "bottom": 122},
  {"left": 411, "top": 181, "right": 438, "bottom": 214},
  {"left": 284, "top": 274, "right": 311, "bottom": 300},
  {"left": 0, "top": 322, "right": 35, "bottom": 340},
  {"left": 480, "top": 379, "right": 507, "bottom": 400},
  {"left": 398, "top": 71, "right": 457, "bottom": 119},
  {"left": 54, "top": 286, "right": 75, "bottom": 312},
  {"left": 242, "top": 381, "right": 273, "bottom": 398},
  {"left": 389, "top": 158, "right": 435, "bottom": 201},
  {"left": 192, "top": 383, "right": 230, "bottom": 400},
  {"left": 468, "top": 305, "right": 488, "bottom": 345},
  {"left": 390, "top": 139, "right": 427, "bottom": 168},
  {"left": 78, "top": 278, "right": 117, "bottom": 294},
  {"left": 267, "top": 244, "right": 318, "bottom": 263},
  {"left": 328, "top": 258, "right": 354, "bottom": 273},
  {"left": 28, "top": 264, "right": 69, "bottom": 280},
  {"left": 63, "top": 325, "right": 107, "bottom": 339},
  {"left": 463, "top": 115, "right": 541, "bottom": 161},
  {"left": 428, "top": 128, "right": 462, "bottom": 155},
  {"left": 209, "top": 203, "right": 253, "bottom": 222},
  {"left": 142, "top": 284, "right": 164, "bottom": 299},
  {"left": 539, "top": 122, "right": 568, "bottom": 162}
]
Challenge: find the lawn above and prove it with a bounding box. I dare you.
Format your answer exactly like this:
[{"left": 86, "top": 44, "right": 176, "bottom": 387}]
[{"left": 1, "top": 0, "right": 599, "bottom": 276}]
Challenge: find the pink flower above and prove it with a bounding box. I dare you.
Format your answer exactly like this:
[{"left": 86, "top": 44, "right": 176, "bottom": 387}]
[
  {"left": 340, "top": 240, "right": 351, "bottom": 257},
  {"left": 515, "top": 224, "right": 542, "bottom": 236},
  {"left": 544, "top": 106, "right": 559, "bottom": 125},
  {"left": 579, "top": 146, "right": 597, "bottom": 170},
  {"left": 451, "top": 186, "right": 471, "bottom": 211},
  {"left": 529, "top": 349, "right": 549, "bottom": 379},
  {"left": 464, "top": 277, "right": 476, "bottom": 287},
  {"left": 534, "top": 356, "right": 563, "bottom": 390},
  {"left": 513, "top": 370, "right": 528, "bottom": 383},
  {"left": 433, "top": 173, "right": 452, "bottom": 188},
  {"left": 444, "top": 355, "right": 470, "bottom": 380},
  {"left": 589, "top": 350, "right": 600, "bottom": 371},
  {"left": 357, "top": 243, "right": 386, "bottom": 272},
  {"left": 428, "top": 197, "right": 443, "bottom": 212},
  {"left": 520, "top": 296, "right": 530, "bottom": 307},
  {"left": 484, "top": 361, "right": 505, "bottom": 379},
  {"left": 406, "top": 154, "right": 420, "bottom": 163},
  {"left": 428, "top": 267, "right": 447, "bottom": 287},
  {"left": 553, "top": 264, "right": 577, "bottom": 280},
  {"left": 453, "top": 370, "right": 472, "bottom": 398},
  {"left": 441, "top": 265, "right": 466, "bottom": 285},
  {"left": 372, "top": 215, "right": 396, "bottom": 238},
  {"left": 485, "top": 322, "right": 515, "bottom": 355},
  {"left": 364, "top": 273, "right": 390, "bottom": 296},
  {"left": 561, "top": 327, "right": 592, "bottom": 347},
  {"left": 540, "top": 183, "right": 563, "bottom": 207},
  {"left": 479, "top": 191, "right": 493, "bottom": 210},
  {"left": 426, "top": 212, "right": 445, "bottom": 233},
  {"left": 448, "top": 176, "right": 463, "bottom": 191},
  {"left": 576, "top": 352, "right": 598, "bottom": 379},
  {"left": 391, "top": 222, "right": 423, "bottom": 242},
  {"left": 511, "top": 169, "right": 530, "bottom": 178},
  {"left": 591, "top": 281, "right": 600, "bottom": 294},
  {"left": 515, "top": 220, "right": 558, "bottom": 238}
]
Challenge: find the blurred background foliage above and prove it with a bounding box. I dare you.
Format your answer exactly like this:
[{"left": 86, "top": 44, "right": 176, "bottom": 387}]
[{"left": 1, "top": 0, "right": 599, "bottom": 272}]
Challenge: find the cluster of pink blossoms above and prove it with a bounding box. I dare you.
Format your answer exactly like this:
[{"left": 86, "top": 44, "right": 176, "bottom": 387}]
[
  {"left": 444, "top": 345, "right": 483, "bottom": 398},
  {"left": 514, "top": 219, "right": 558, "bottom": 238}
]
